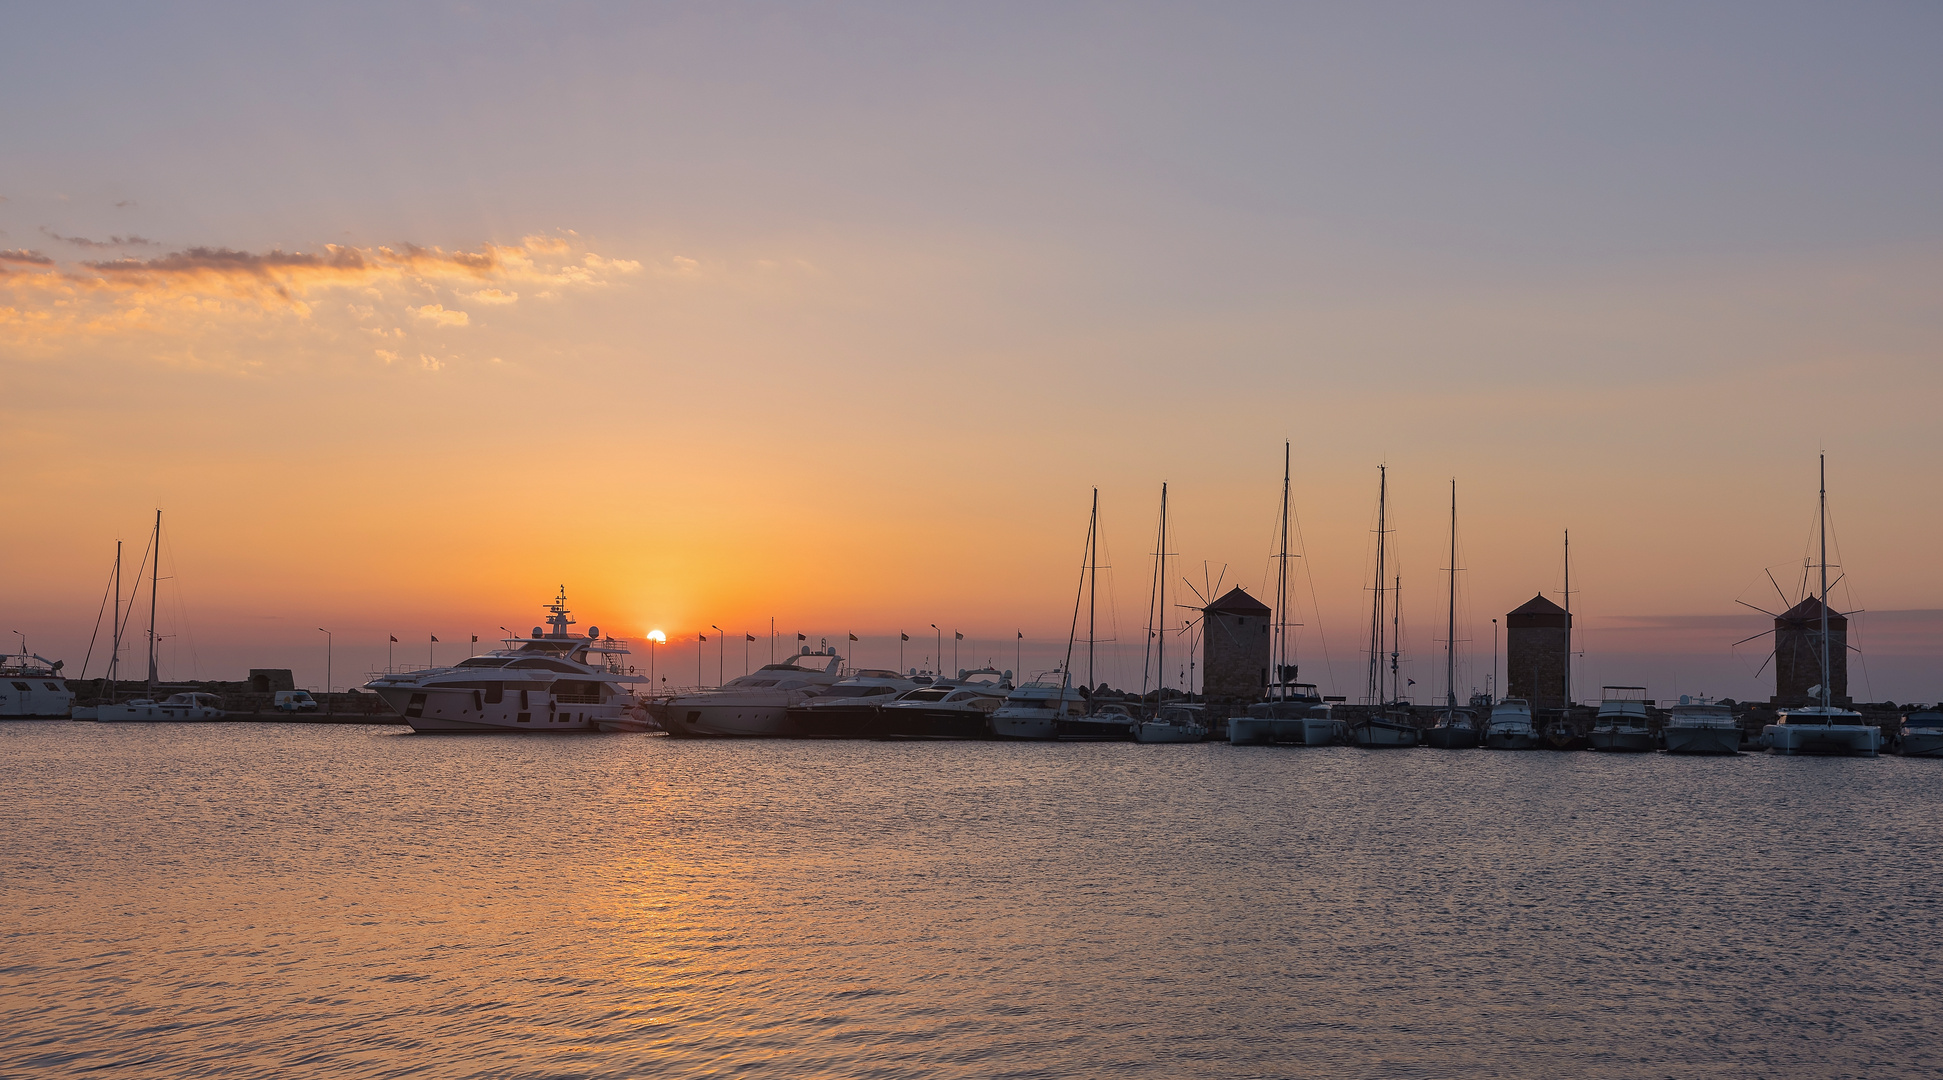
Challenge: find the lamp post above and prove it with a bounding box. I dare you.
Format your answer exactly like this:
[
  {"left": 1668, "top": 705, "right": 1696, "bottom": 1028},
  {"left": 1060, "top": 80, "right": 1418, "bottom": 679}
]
[
  {"left": 930, "top": 624, "right": 940, "bottom": 678},
  {"left": 316, "top": 628, "right": 332, "bottom": 714},
  {"left": 646, "top": 630, "right": 665, "bottom": 695},
  {"left": 712, "top": 625, "right": 723, "bottom": 687}
]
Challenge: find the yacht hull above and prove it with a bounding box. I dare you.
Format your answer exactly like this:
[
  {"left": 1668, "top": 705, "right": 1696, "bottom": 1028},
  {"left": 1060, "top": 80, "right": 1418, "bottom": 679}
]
[
  {"left": 1424, "top": 726, "right": 1479, "bottom": 749},
  {"left": 1763, "top": 723, "right": 1880, "bottom": 756},
  {"left": 661, "top": 703, "right": 792, "bottom": 738},
  {"left": 1899, "top": 730, "right": 1943, "bottom": 757},
  {"left": 1350, "top": 720, "right": 1420, "bottom": 748},
  {"left": 1056, "top": 717, "right": 1134, "bottom": 741},
  {"left": 1589, "top": 730, "right": 1655, "bottom": 752},
  {"left": 371, "top": 685, "right": 607, "bottom": 734},
  {"left": 879, "top": 708, "right": 990, "bottom": 740},
  {"left": 1484, "top": 731, "right": 1539, "bottom": 750},
  {"left": 990, "top": 715, "right": 1057, "bottom": 740},
  {"left": 785, "top": 704, "right": 884, "bottom": 739},
  {"left": 95, "top": 702, "right": 223, "bottom": 722},
  {"left": 1663, "top": 726, "right": 1741, "bottom": 755},
  {"left": 1133, "top": 721, "right": 1205, "bottom": 743}
]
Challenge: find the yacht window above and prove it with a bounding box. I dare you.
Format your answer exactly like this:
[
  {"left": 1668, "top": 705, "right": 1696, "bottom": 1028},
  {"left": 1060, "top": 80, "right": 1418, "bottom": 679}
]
[
  {"left": 45, "top": 682, "right": 61, "bottom": 691},
  {"left": 820, "top": 686, "right": 880, "bottom": 698},
  {"left": 508, "top": 658, "right": 582, "bottom": 673},
  {"left": 12, "top": 681, "right": 30, "bottom": 691},
  {"left": 903, "top": 689, "right": 951, "bottom": 702},
  {"left": 457, "top": 657, "right": 513, "bottom": 668}
]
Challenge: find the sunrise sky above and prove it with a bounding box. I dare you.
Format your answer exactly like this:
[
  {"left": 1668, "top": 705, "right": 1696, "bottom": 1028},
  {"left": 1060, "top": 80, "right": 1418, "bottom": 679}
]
[{"left": 4, "top": 4, "right": 1941, "bottom": 702}]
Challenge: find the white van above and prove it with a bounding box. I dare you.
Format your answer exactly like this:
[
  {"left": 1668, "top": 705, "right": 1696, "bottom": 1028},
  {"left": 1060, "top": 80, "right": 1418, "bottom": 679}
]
[{"left": 275, "top": 690, "right": 319, "bottom": 712}]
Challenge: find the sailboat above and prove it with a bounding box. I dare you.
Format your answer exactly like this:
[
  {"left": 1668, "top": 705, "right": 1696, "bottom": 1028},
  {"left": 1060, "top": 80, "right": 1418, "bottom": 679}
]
[
  {"left": 1425, "top": 480, "right": 1479, "bottom": 749},
  {"left": 1350, "top": 465, "right": 1420, "bottom": 748},
  {"left": 97, "top": 510, "right": 222, "bottom": 722},
  {"left": 1762, "top": 455, "right": 1880, "bottom": 756},
  {"left": 1135, "top": 483, "right": 1206, "bottom": 743},
  {"left": 1229, "top": 443, "right": 1333, "bottom": 746},
  {"left": 1060, "top": 488, "right": 1137, "bottom": 741}
]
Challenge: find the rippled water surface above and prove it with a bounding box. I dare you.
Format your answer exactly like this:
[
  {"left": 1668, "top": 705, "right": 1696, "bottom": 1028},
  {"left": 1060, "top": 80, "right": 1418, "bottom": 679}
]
[{"left": 3, "top": 723, "right": 1939, "bottom": 1078}]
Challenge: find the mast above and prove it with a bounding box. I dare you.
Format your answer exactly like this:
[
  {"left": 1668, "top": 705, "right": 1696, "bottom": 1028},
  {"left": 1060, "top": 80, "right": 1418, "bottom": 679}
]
[
  {"left": 108, "top": 540, "right": 122, "bottom": 703},
  {"left": 1563, "top": 530, "right": 1571, "bottom": 708},
  {"left": 1366, "top": 466, "right": 1387, "bottom": 707},
  {"left": 1276, "top": 442, "right": 1291, "bottom": 697},
  {"left": 1819, "top": 453, "right": 1830, "bottom": 709},
  {"left": 1087, "top": 487, "right": 1098, "bottom": 692},
  {"left": 1446, "top": 480, "right": 1457, "bottom": 710},
  {"left": 1157, "top": 482, "right": 1167, "bottom": 713},
  {"left": 145, "top": 509, "right": 161, "bottom": 693},
  {"left": 1391, "top": 574, "right": 1402, "bottom": 705}
]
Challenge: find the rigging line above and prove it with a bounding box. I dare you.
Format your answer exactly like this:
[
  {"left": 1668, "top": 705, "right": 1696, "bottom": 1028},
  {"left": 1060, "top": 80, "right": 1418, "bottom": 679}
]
[
  {"left": 1290, "top": 485, "right": 1336, "bottom": 698},
  {"left": 79, "top": 553, "right": 117, "bottom": 681},
  {"left": 117, "top": 528, "right": 155, "bottom": 645}
]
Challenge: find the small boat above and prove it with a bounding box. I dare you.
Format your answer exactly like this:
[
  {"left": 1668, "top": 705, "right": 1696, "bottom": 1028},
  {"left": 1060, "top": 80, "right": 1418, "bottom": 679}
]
[
  {"left": 1483, "top": 698, "right": 1539, "bottom": 750},
  {"left": 879, "top": 668, "right": 1010, "bottom": 739},
  {"left": 1662, "top": 701, "right": 1741, "bottom": 755},
  {"left": 1588, "top": 686, "right": 1655, "bottom": 752},
  {"left": 0, "top": 653, "right": 72, "bottom": 719},
  {"left": 597, "top": 714, "right": 660, "bottom": 733},
  {"left": 1134, "top": 703, "right": 1207, "bottom": 743},
  {"left": 1424, "top": 709, "right": 1479, "bottom": 748},
  {"left": 1350, "top": 709, "right": 1421, "bottom": 748},
  {"left": 1897, "top": 710, "right": 1943, "bottom": 758},
  {"left": 990, "top": 676, "right": 1086, "bottom": 740},
  {"left": 97, "top": 692, "right": 224, "bottom": 722},
  {"left": 1760, "top": 456, "right": 1879, "bottom": 758},
  {"left": 784, "top": 670, "right": 925, "bottom": 738}
]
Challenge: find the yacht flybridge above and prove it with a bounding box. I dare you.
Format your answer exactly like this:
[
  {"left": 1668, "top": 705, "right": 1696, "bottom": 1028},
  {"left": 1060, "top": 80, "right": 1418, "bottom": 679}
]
[{"left": 365, "top": 589, "right": 646, "bottom": 734}]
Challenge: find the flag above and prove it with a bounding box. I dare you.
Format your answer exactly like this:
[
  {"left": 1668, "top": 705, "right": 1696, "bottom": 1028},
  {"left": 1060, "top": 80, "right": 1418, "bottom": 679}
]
[
  {"left": 900, "top": 633, "right": 909, "bottom": 641},
  {"left": 1407, "top": 678, "right": 1416, "bottom": 686},
  {"left": 848, "top": 633, "right": 858, "bottom": 641},
  {"left": 797, "top": 633, "right": 806, "bottom": 641},
  {"left": 389, "top": 635, "right": 398, "bottom": 643},
  {"left": 746, "top": 634, "right": 756, "bottom": 642},
  {"left": 955, "top": 632, "right": 964, "bottom": 640},
  {"left": 699, "top": 634, "right": 707, "bottom": 642},
  {"left": 471, "top": 635, "right": 478, "bottom": 643},
  {"left": 431, "top": 636, "right": 440, "bottom": 643},
  {"left": 1017, "top": 630, "right": 1023, "bottom": 639}
]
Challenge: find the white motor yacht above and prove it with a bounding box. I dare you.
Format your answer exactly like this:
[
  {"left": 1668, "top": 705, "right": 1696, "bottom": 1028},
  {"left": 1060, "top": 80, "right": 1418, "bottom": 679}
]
[
  {"left": 880, "top": 669, "right": 1012, "bottom": 739},
  {"left": 1, "top": 654, "right": 73, "bottom": 719},
  {"left": 1483, "top": 698, "right": 1539, "bottom": 750},
  {"left": 1134, "top": 703, "right": 1208, "bottom": 743},
  {"left": 658, "top": 646, "right": 845, "bottom": 737},
  {"left": 1662, "top": 701, "right": 1741, "bottom": 755},
  {"left": 365, "top": 589, "right": 646, "bottom": 734},
  {"left": 990, "top": 676, "right": 1087, "bottom": 740},
  {"left": 1589, "top": 686, "right": 1655, "bottom": 752},
  {"left": 97, "top": 692, "right": 224, "bottom": 722},
  {"left": 1897, "top": 710, "right": 1943, "bottom": 758}
]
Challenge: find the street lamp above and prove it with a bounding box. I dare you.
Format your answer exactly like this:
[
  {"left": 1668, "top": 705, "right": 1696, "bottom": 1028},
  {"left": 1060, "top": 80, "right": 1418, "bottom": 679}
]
[
  {"left": 711, "top": 625, "right": 723, "bottom": 686},
  {"left": 647, "top": 630, "right": 665, "bottom": 694},
  {"left": 317, "top": 628, "right": 332, "bottom": 712},
  {"left": 930, "top": 624, "right": 940, "bottom": 678}
]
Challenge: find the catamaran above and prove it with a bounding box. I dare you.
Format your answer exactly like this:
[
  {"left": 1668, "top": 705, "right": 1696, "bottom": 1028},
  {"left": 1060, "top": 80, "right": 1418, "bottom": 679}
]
[{"left": 1761, "top": 455, "right": 1880, "bottom": 757}]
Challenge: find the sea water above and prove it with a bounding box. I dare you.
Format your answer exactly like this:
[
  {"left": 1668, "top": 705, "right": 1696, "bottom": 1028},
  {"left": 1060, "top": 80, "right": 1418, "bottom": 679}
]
[{"left": 2, "top": 723, "right": 1937, "bottom": 1078}]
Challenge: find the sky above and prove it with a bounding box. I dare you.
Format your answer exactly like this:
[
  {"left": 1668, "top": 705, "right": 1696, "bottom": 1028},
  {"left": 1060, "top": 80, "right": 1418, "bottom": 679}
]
[{"left": 3, "top": 3, "right": 1941, "bottom": 703}]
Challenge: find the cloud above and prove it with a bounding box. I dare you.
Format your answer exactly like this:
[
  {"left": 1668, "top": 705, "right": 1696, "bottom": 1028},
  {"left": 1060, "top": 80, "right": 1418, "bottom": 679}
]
[
  {"left": 412, "top": 304, "right": 469, "bottom": 327},
  {"left": 0, "top": 231, "right": 640, "bottom": 360},
  {"left": 375, "top": 349, "right": 399, "bottom": 363},
  {"left": 114, "top": 200, "right": 137, "bottom": 208},
  {"left": 41, "top": 227, "right": 156, "bottom": 249}
]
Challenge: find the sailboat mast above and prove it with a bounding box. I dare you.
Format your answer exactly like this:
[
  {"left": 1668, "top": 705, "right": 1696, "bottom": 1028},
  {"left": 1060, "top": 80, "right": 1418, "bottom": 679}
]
[
  {"left": 1392, "top": 575, "right": 1402, "bottom": 704},
  {"left": 1367, "top": 465, "right": 1387, "bottom": 706},
  {"left": 108, "top": 540, "right": 122, "bottom": 702},
  {"left": 1446, "top": 480, "right": 1457, "bottom": 710},
  {"left": 1563, "top": 530, "right": 1571, "bottom": 709},
  {"left": 1157, "top": 482, "right": 1167, "bottom": 710},
  {"left": 1277, "top": 441, "right": 1291, "bottom": 696},
  {"left": 146, "top": 509, "right": 161, "bottom": 692},
  {"left": 1087, "top": 488, "right": 1098, "bottom": 691},
  {"left": 1819, "top": 453, "right": 1829, "bottom": 709}
]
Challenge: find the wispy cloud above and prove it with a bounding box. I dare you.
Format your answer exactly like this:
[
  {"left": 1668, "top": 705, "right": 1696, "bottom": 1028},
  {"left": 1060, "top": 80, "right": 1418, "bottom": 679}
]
[
  {"left": 41, "top": 227, "right": 156, "bottom": 249},
  {"left": 412, "top": 303, "right": 469, "bottom": 327},
  {"left": 0, "top": 249, "right": 55, "bottom": 265}
]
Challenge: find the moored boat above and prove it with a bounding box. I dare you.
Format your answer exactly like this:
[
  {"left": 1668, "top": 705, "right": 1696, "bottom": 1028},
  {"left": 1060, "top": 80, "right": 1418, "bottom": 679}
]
[
  {"left": 659, "top": 646, "right": 845, "bottom": 737},
  {"left": 1134, "top": 703, "right": 1207, "bottom": 743},
  {"left": 1588, "top": 686, "right": 1654, "bottom": 752},
  {"left": 1483, "top": 698, "right": 1539, "bottom": 750},
  {"left": 784, "top": 670, "right": 925, "bottom": 738},
  {"left": 97, "top": 691, "right": 224, "bottom": 722},
  {"left": 1662, "top": 701, "right": 1740, "bottom": 755},
  {"left": 0, "top": 653, "right": 72, "bottom": 719},
  {"left": 1897, "top": 709, "right": 1943, "bottom": 757},
  {"left": 990, "top": 676, "right": 1086, "bottom": 740},
  {"left": 878, "top": 669, "right": 1010, "bottom": 739}
]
